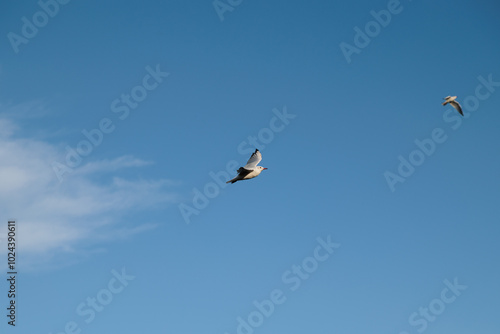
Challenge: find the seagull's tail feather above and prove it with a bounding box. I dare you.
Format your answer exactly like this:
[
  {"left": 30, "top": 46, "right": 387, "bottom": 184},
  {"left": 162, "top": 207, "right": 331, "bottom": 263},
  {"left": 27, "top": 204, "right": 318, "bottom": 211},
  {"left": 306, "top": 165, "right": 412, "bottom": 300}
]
[{"left": 226, "top": 178, "right": 238, "bottom": 184}]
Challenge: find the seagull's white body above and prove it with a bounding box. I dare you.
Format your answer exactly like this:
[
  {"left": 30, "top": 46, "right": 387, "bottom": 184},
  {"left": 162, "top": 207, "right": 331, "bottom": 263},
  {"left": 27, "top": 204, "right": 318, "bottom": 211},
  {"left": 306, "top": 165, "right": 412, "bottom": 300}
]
[
  {"left": 226, "top": 149, "right": 267, "bottom": 184},
  {"left": 442, "top": 96, "right": 463, "bottom": 116}
]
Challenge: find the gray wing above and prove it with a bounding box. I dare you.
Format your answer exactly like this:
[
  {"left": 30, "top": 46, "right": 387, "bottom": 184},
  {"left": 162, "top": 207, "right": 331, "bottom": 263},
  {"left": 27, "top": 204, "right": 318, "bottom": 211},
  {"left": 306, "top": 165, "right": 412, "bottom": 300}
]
[
  {"left": 450, "top": 101, "right": 463, "bottom": 116},
  {"left": 243, "top": 149, "right": 262, "bottom": 169}
]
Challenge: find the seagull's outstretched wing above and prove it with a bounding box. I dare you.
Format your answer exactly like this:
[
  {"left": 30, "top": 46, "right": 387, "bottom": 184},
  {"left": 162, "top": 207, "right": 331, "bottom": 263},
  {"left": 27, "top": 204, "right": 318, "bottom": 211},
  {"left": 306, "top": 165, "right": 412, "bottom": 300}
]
[
  {"left": 450, "top": 101, "right": 463, "bottom": 116},
  {"left": 236, "top": 167, "right": 253, "bottom": 177},
  {"left": 244, "top": 149, "right": 262, "bottom": 169}
]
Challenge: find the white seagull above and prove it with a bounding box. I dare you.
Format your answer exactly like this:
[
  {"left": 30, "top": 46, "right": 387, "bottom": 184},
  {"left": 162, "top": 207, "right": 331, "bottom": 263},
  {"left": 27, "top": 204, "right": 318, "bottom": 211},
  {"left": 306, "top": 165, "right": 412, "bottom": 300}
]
[
  {"left": 226, "top": 149, "right": 268, "bottom": 184},
  {"left": 442, "top": 96, "right": 463, "bottom": 116}
]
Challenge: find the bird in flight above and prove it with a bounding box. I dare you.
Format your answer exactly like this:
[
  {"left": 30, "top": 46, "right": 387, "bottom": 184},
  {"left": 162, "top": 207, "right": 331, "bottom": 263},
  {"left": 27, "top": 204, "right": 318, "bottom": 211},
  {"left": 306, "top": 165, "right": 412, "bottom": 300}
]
[
  {"left": 442, "top": 96, "right": 463, "bottom": 116},
  {"left": 226, "top": 149, "right": 268, "bottom": 184}
]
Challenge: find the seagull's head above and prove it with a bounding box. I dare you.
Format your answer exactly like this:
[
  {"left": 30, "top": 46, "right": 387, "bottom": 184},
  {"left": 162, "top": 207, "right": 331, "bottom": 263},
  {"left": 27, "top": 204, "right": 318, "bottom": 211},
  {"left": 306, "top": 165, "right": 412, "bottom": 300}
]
[{"left": 257, "top": 166, "right": 268, "bottom": 172}]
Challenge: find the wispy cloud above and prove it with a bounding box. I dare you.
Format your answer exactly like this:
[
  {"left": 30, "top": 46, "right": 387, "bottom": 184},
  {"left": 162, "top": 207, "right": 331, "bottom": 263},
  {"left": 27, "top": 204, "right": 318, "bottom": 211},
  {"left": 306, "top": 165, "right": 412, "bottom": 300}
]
[
  {"left": 0, "top": 99, "right": 50, "bottom": 120},
  {"left": 0, "top": 111, "right": 177, "bottom": 270},
  {"left": 73, "top": 156, "right": 154, "bottom": 176},
  {"left": 0, "top": 118, "right": 18, "bottom": 137}
]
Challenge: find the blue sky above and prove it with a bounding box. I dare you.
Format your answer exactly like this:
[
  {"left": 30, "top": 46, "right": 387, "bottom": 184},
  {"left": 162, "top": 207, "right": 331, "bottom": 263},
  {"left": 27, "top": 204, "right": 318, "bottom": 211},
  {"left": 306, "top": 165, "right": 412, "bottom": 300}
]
[{"left": 0, "top": 0, "right": 499, "bottom": 333}]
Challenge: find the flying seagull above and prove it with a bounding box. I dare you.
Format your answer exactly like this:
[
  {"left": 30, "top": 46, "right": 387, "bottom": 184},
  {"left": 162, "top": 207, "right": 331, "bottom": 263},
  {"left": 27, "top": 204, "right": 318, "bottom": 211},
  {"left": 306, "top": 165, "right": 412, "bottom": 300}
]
[
  {"left": 226, "top": 149, "right": 267, "bottom": 184},
  {"left": 442, "top": 96, "right": 463, "bottom": 116}
]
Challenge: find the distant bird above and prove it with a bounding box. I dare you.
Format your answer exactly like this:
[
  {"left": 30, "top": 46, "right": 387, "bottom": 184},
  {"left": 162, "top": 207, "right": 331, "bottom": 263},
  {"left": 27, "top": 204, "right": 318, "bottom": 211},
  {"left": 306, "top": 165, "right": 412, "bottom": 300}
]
[
  {"left": 442, "top": 96, "right": 463, "bottom": 116},
  {"left": 226, "top": 149, "right": 267, "bottom": 184}
]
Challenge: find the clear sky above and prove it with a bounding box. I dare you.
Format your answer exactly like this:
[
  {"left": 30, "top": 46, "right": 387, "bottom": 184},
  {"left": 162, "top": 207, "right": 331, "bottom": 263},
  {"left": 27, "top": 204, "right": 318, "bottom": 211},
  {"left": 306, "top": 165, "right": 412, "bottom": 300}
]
[{"left": 1, "top": 0, "right": 499, "bottom": 333}]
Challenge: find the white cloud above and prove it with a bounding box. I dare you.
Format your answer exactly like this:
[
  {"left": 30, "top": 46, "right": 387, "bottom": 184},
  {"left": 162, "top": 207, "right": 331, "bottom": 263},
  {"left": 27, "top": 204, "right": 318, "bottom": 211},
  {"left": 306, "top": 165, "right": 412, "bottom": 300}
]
[
  {"left": 0, "top": 115, "right": 177, "bottom": 269},
  {"left": 0, "top": 118, "right": 18, "bottom": 137},
  {"left": 73, "top": 156, "right": 154, "bottom": 176},
  {"left": 0, "top": 99, "right": 50, "bottom": 120}
]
